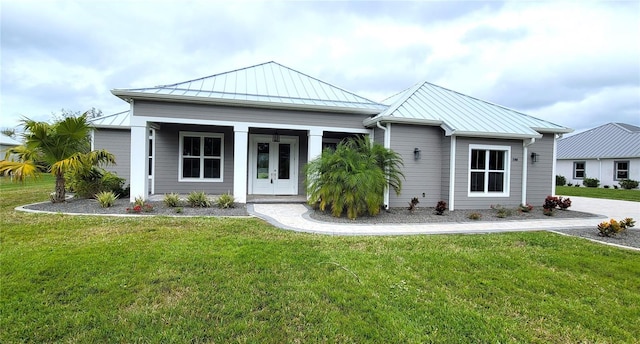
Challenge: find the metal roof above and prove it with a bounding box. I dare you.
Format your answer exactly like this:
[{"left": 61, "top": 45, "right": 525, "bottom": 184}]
[
  {"left": 112, "top": 61, "right": 386, "bottom": 114},
  {"left": 557, "top": 122, "right": 640, "bottom": 159},
  {"left": 0, "top": 133, "right": 21, "bottom": 146},
  {"left": 89, "top": 110, "right": 130, "bottom": 128},
  {"left": 365, "top": 81, "right": 572, "bottom": 138}
]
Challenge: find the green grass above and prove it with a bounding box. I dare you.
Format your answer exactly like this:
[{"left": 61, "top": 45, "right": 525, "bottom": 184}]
[
  {"left": 557, "top": 185, "right": 640, "bottom": 202},
  {"left": 2, "top": 178, "right": 639, "bottom": 343}
]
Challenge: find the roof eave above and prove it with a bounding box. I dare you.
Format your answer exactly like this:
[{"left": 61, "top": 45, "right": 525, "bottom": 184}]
[
  {"left": 112, "top": 90, "right": 385, "bottom": 115},
  {"left": 363, "top": 115, "right": 443, "bottom": 127},
  {"left": 533, "top": 127, "right": 574, "bottom": 134}
]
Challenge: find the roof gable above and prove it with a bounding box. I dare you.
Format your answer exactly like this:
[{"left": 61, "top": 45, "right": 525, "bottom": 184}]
[
  {"left": 112, "top": 61, "right": 386, "bottom": 114},
  {"left": 366, "top": 81, "right": 572, "bottom": 138},
  {"left": 557, "top": 122, "right": 640, "bottom": 159}
]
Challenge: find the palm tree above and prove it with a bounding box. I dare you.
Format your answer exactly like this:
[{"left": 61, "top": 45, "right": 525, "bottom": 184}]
[
  {"left": 0, "top": 114, "right": 115, "bottom": 202},
  {"left": 305, "top": 135, "right": 404, "bottom": 219}
]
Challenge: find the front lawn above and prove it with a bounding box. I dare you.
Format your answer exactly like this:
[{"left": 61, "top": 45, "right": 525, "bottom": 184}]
[
  {"left": 557, "top": 185, "right": 640, "bottom": 202},
  {"left": 2, "top": 178, "right": 639, "bottom": 343}
]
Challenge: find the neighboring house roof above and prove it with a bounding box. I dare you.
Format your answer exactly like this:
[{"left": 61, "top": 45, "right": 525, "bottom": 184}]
[
  {"left": 0, "top": 133, "right": 21, "bottom": 146},
  {"left": 364, "top": 81, "right": 572, "bottom": 139},
  {"left": 557, "top": 122, "right": 640, "bottom": 159},
  {"left": 89, "top": 110, "right": 130, "bottom": 129},
  {"left": 112, "top": 61, "right": 386, "bottom": 115}
]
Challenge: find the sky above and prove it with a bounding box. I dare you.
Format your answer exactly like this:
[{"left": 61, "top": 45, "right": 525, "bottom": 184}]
[{"left": 1, "top": 0, "right": 639, "bottom": 135}]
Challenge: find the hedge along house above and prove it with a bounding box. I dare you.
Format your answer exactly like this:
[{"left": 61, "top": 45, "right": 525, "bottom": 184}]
[{"left": 95, "top": 61, "right": 572, "bottom": 210}]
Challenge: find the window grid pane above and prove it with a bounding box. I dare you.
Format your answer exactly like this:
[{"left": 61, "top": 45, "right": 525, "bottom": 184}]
[
  {"left": 470, "top": 148, "right": 507, "bottom": 193},
  {"left": 181, "top": 134, "right": 223, "bottom": 180}
]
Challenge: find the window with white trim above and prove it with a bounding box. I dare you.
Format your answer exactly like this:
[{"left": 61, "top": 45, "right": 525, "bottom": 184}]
[
  {"left": 469, "top": 145, "right": 510, "bottom": 196},
  {"left": 614, "top": 161, "right": 629, "bottom": 180},
  {"left": 179, "top": 132, "right": 223, "bottom": 182},
  {"left": 573, "top": 161, "right": 585, "bottom": 179}
]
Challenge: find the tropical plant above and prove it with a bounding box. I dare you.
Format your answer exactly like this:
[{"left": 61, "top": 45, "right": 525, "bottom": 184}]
[
  {"left": 216, "top": 193, "right": 235, "bottom": 209},
  {"left": 597, "top": 217, "right": 635, "bottom": 237},
  {"left": 408, "top": 197, "right": 419, "bottom": 213},
  {"left": 435, "top": 200, "right": 447, "bottom": 215},
  {"left": 66, "top": 168, "right": 125, "bottom": 198},
  {"left": 95, "top": 191, "right": 118, "bottom": 208},
  {"left": 0, "top": 114, "right": 115, "bottom": 202},
  {"left": 163, "top": 193, "right": 182, "bottom": 207},
  {"left": 187, "top": 191, "right": 211, "bottom": 207},
  {"left": 305, "top": 136, "right": 404, "bottom": 219}
]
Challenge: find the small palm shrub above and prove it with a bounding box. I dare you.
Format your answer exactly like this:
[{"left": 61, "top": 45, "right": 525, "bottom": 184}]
[
  {"left": 133, "top": 196, "right": 145, "bottom": 207},
  {"left": 67, "top": 169, "right": 126, "bottom": 198},
  {"left": 619, "top": 179, "right": 639, "bottom": 190},
  {"left": 555, "top": 175, "right": 566, "bottom": 186},
  {"left": 490, "top": 204, "right": 511, "bottom": 218},
  {"left": 163, "top": 193, "right": 182, "bottom": 207},
  {"left": 216, "top": 193, "right": 235, "bottom": 209},
  {"left": 95, "top": 191, "right": 118, "bottom": 208},
  {"left": 187, "top": 191, "right": 211, "bottom": 207},
  {"left": 597, "top": 218, "right": 635, "bottom": 237},
  {"left": 435, "top": 201, "right": 447, "bottom": 215},
  {"left": 583, "top": 177, "right": 600, "bottom": 188},
  {"left": 305, "top": 136, "right": 404, "bottom": 219}
]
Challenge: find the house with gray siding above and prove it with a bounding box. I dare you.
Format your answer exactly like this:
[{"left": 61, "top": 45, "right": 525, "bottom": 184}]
[
  {"left": 92, "top": 61, "right": 572, "bottom": 210},
  {"left": 556, "top": 123, "right": 640, "bottom": 188}
]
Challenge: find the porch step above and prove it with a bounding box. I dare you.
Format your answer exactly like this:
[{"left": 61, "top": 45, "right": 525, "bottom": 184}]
[{"left": 246, "top": 195, "right": 307, "bottom": 204}]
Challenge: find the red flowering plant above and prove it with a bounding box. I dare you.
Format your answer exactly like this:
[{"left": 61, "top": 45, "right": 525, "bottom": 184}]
[{"left": 126, "top": 196, "right": 154, "bottom": 214}]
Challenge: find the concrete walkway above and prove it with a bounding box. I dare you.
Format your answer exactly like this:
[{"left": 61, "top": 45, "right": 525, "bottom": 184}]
[{"left": 249, "top": 196, "right": 639, "bottom": 236}]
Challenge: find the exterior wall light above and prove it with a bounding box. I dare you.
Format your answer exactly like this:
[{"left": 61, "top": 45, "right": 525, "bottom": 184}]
[
  {"left": 414, "top": 148, "right": 422, "bottom": 160},
  {"left": 530, "top": 152, "right": 539, "bottom": 163}
]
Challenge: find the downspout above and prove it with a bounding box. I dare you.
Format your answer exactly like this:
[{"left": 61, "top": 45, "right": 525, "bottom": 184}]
[
  {"left": 551, "top": 134, "right": 562, "bottom": 195},
  {"left": 522, "top": 138, "right": 536, "bottom": 205},
  {"left": 376, "top": 121, "right": 391, "bottom": 209},
  {"left": 448, "top": 135, "right": 456, "bottom": 211}
]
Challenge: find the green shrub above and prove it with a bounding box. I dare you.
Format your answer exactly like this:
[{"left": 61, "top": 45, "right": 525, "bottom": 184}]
[
  {"left": 95, "top": 191, "right": 118, "bottom": 208},
  {"left": 163, "top": 193, "right": 182, "bottom": 207},
  {"left": 555, "top": 175, "right": 567, "bottom": 186},
  {"left": 435, "top": 201, "right": 447, "bottom": 215},
  {"left": 305, "top": 136, "right": 404, "bottom": 219},
  {"left": 66, "top": 168, "right": 126, "bottom": 198},
  {"left": 491, "top": 204, "right": 511, "bottom": 218},
  {"left": 133, "top": 196, "right": 145, "bottom": 207},
  {"left": 583, "top": 177, "right": 600, "bottom": 188},
  {"left": 468, "top": 212, "right": 482, "bottom": 220},
  {"left": 619, "top": 179, "right": 639, "bottom": 190},
  {"left": 187, "top": 191, "right": 211, "bottom": 207},
  {"left": 216, "top": 193, "right": 235, "bottom": 209},
  {"left": 597, "top": 217, "right": 635, "bottom": 237}
]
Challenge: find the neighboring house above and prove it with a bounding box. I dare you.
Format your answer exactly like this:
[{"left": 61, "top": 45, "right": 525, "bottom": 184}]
[
  {"left": 93, "top": 61, "right": 572, "bottom": 210},
  {"left": 0, "top": 133, "right": 21, "bottom": 160},
  {"left": 556, "top": 123, "right": 640, "bottom": 187}
]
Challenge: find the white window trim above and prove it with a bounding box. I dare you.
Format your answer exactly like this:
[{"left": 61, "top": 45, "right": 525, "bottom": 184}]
[
  {"left": 148, "top": 129, "right": 155, "bottom": 194},
  {"left": 573, "top": 161, "right": 586, "bottom": 179},
  {"left": 468, "top": 144, "right": 510, "bottom": 198},
  {"left": 614, "top": 160, "right": 630, "bottom": 181},
  {"left": 178, "top": 131, "right": 224, "bottom": 182}
]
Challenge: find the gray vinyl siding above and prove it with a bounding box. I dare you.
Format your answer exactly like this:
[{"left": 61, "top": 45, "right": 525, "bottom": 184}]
[
  {"left": 153, "top": 124, "right": 235, "bottom": 194},
  {"left": 388, "top": 125, "right": 444, "bottom": 207},
  {"left": 373, "top": 127, "right": 384, "bottom": 145},
  {"left": 93, "top": 128, "right": 131, "bottom": 184},
  {"left": 453, "top": 137, "right": 523, "bottom": 209},
  {"left": 440, "top": 136, "right": 451, "bottom": 204},
  {"left": 526, "top": 134, "right": 555, "bottom": 203},
  {"left": 134, "top": 100, "right": 368, "bottom": 130}
]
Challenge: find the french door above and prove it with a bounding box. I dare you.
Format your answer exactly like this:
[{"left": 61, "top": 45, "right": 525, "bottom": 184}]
[{"left": 249, "top": 135, "right": 298, "bottom": 195}]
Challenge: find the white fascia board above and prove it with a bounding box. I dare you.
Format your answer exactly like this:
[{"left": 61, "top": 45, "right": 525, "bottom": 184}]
[
  {"left": 129, "top": 114, "right": 371, "bottom": 135},
  {"left": 533, "top": 127, "right": 574, "bottom": 134},
  {"left": 111, "top": 90, "right": 384, "bottom": 115},
  {"left": 453, "top": 131, "right": 542, "bottom": 140},
  {"left": 363, "top": 115, "right": 443, "bottom": 127}
]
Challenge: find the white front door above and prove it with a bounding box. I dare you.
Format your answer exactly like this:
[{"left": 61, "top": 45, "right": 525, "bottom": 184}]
[{"left": 250, "top": 135, "right": 298, "bottom": 195}]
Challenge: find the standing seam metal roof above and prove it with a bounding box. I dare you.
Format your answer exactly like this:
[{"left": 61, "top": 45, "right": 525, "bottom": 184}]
[
  {"left": 366, "top": 81, "right": 571, "bottom": 137},
  {"left": 89, "top": 110, "right": 130, "bottom": 128},
  {"left": 112, "top": 61, "right": 386, "bottom": 113},
  {"left": 557, "top": 123, "right": 640, "bottom": 159}
]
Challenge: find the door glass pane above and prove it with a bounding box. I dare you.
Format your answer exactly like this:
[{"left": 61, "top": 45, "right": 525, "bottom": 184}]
[
  {"left": 204, "top": 137, "right": 221, "bottom": 157},
  {"left": 470, "top": 172, "right": 484, "bottom": 191},
  {"left": 257, "top": 143, "right": 269, "bottom": 179},
  {"left": 183, "top": 158, "right": 200, "bottom": 178},
  {"left": 278, "top": 144, "right": 290, "bottom": 180},
  {"left": 203, "top": 159, "right": 221, "bottom": 178},
  {"left": 488, "top": 172, "right": 504, "bottom": 192}
]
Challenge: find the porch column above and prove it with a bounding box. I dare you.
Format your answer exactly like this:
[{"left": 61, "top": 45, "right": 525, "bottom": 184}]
[
  {"left": 233, "top": 124, "right": 249, "bottom": 203},
  {"left": 129, "top": 124, "right": 149, "bottom": 202},
  {"left": 308, "top": 128, "right": 323, "bottom": 161}
]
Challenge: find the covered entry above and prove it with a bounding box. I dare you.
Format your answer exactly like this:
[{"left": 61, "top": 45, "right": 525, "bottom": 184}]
[{"left": 249, "top": 134, "right": 298, "bottom": 195}]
